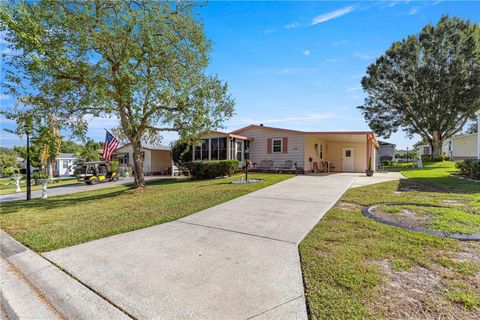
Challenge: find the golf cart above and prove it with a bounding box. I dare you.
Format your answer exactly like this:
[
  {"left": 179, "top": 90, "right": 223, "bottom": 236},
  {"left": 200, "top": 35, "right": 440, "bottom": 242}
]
[{"left": 74, "top": 161, "right": 119, "bottom": 185}]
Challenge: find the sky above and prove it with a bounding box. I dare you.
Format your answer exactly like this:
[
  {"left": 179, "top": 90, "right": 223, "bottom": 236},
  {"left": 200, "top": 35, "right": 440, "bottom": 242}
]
[{"left": 1, "top": 0, "right": 479, "bottom": 149}]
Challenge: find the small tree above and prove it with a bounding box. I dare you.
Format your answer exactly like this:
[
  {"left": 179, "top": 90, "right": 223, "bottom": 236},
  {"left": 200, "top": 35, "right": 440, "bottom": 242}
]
[
  {"left": 358, "top": 16, "right": 480, "bottom": 160},
  {"left": 171, "top": 141, "right": 192, "bottom": 170},
  {"left": 1, "top": 1, "right": 234, "bottom": 188}
]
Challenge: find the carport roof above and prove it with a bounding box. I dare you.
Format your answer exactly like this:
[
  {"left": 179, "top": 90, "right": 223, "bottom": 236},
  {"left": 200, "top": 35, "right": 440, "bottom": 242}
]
[{"left": 117, "top": 143, "right": 171, "bottom": 151}]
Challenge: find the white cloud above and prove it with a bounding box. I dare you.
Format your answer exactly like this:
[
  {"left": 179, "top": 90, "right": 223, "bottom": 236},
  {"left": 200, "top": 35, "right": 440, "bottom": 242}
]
[
  {"left": 346, "top": 87, "right": 360, "bottom": 92},
  {"left": 325, "top": 58, "right": 342, "bottom": 64},
  {"left": 303, "top": 50, "right": 311, "bottom": 56},
  {"left": 263, "top": 28, "right": 275, "bottom": 34},
  {"left": 311, "top": 5, "right": 357, "bottom": 25},
  {"left": 408, "top": 7, "right": 419, "bottom": 15},
  {"left": 332, "top": 40, "right": 349, "bottom": 47},
  {"left": 353, "top": 52, "right": 375, "bottom": 60},
  {"left": 0, "top": 94, "right": 11, "bottom": 100},
  {"left": 285, "top": 22, "right": 301, "bottom": 29}
]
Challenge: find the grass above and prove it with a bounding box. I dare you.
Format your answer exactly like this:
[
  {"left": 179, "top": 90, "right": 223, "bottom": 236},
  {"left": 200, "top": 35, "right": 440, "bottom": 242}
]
[
  {"left": 0, "top": 173, "right": 292, "bottom": 252},
  {"left": 0, "top": 177, "right": 80, "bottom": 195},
  {"left": 300, "top": 161, "right": 480, "bottom": 319}
]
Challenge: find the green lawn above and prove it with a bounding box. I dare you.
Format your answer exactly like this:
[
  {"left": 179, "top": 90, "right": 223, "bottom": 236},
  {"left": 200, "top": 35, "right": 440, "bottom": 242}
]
[
  {"left": 0, "top": 177, "right": 81, "bottom": 195},
  {"left": 0, "top": 173, "right": 293, "bottom": 252},
  {"left": 300, "top": 161, "right": 480, "bottom": 319}
]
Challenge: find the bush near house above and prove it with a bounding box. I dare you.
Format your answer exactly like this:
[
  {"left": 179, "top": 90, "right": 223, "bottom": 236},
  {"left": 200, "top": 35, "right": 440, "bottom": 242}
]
[
  {"left": 184, "top": 160, "right": 239, "bottom": 179},
  {"left": 456, "top": 159, "right": 480, "bottom": 180}
]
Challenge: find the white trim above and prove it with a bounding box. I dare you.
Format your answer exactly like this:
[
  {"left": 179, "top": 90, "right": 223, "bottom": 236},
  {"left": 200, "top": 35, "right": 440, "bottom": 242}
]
[{"left": 272, "top": 138, "right": 283, "bottom": 153}]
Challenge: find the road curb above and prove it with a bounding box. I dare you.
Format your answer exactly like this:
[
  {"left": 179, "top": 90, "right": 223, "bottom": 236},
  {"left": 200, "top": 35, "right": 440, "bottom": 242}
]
[{"left": 0, "top": 230, "right": 132, "bottom": 319}]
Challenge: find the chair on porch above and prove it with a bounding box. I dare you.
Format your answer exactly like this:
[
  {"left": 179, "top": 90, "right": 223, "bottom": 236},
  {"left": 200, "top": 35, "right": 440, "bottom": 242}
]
[
  {"left": 256, "top": 160, "right": 274, "bottom": 172},
  {"left": 312, "top": 162, "right": 320, "bottom": 173},
  {"left": 277, "top": 160, "right": 295, "bottom": 173}
]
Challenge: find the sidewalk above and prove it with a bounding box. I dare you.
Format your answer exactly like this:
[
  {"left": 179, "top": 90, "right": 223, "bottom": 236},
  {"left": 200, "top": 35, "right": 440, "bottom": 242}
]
[{"left": 0, "top": 176, "right": 179, "bottom": 202}]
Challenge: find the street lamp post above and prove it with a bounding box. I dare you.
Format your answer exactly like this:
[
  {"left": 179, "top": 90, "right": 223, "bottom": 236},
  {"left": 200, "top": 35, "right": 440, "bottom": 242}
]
[{"left": 25, "top": 127, "right": 31, "bottom": 201}]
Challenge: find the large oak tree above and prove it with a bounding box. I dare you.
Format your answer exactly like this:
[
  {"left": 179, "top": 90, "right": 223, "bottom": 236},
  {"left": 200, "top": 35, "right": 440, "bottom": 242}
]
[
  {"left": 358, "top": 16, "right": 480, "bottom": 159},
  {"left": 1, "top": 0, "right": 234, "bottom": 187}
]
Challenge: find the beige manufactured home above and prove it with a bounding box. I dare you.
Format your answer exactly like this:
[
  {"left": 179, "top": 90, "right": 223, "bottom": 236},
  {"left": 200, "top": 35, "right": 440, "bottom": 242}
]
[{"left": 195, "top": 124, "right": 379, "bottom": 173}]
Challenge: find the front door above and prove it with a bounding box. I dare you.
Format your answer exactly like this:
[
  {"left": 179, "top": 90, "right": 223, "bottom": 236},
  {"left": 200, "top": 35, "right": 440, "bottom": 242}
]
[{"left": 342, "top": 147, "right": 355, "bottom": 172}]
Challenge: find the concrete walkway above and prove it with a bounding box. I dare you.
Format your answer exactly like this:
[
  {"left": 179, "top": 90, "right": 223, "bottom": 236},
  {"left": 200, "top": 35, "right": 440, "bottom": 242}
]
[
  {"left": 0, "top": 176, "right": 178, "bottom": 202},
  {"left": 44, "top": 174, "right": 364, "bottom": 319}
]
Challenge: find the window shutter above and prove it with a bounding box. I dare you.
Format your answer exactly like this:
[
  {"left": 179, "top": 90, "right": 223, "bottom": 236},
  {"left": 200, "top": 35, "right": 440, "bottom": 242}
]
[
  {"left": 267, "top": 138, "right": 272, "bottom": 154},
  {"left": 283, "top": 137, "right": 288, "bottom": 153}
]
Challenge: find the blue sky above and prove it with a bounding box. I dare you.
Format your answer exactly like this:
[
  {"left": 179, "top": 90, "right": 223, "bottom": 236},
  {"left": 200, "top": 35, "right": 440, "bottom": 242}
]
[{"left": 1, "top": 1, "right": 479, "bottom": 149}]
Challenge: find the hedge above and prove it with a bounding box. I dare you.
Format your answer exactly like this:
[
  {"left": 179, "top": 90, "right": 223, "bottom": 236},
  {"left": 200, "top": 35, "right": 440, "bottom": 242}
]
[
  {"left": 184, "top": 160, "right": 239, "bottom": 179},
  {"left": 456, "top": 159, "right": 480, "bottom": 180}
]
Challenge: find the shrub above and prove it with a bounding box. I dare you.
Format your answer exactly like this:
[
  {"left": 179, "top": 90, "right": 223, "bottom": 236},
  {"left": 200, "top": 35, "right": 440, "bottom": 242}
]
[
  {"left": 382, "top": 160, "right": 393, "bottom": 166},
  {"left": 421, "top": 154, "right": 432, "bottom": 162},
  {"left": 109, "top": 160, "right": 119, "bottom": 173},
  {"left": 435, "top": 155, "right": 450, "bottom": 161},
  {"left": 456, "top": 159, "right": 480, "bottom": 180},
  {"left": 184, "top": 160, "right": 239, "bottom": 179}
]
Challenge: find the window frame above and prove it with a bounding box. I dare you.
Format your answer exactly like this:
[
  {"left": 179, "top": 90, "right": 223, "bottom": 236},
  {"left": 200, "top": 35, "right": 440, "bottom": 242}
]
[{"left": 272, "top": 138, "right": 283, "bottom": 153}]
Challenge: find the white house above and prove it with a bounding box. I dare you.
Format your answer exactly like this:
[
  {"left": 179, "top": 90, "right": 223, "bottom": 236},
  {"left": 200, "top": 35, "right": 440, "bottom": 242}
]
[
  {"left": 443, "top": 133, "right": 477, "bottom": 161},
  {"left": 417, "top": 144, "right": 432, "bottom": 158},
  {"left": 477, "top": 110, "right": 480, "bottom": 159},
  {"left": 56, "top": 153, "right": 80, "bottom": 176},
  {"left": 378, "top": 141, "right": 396, "bottom": 162},
  {"left": 114, "top": 144, "right": 172, "bottom": 175}
]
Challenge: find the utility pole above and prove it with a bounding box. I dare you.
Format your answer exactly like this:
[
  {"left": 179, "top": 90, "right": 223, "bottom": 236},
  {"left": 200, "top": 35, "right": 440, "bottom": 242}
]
[{"left": 25, "top": 126, "right": 31, "bottom": 200}]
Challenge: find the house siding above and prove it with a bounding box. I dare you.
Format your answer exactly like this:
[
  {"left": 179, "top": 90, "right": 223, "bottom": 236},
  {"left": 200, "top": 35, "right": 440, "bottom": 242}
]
[
  {"left": 450, "top": 134, "right": 477, "bottom": 160},
  {"left": 237, "top": 127, "right": 305, "bottom": 168},
  {"left": 150, "top": 150, "right": 171, "bottom": 172},
  {"left": 327, "top": 141, "right": 368, "bottom": 173}
]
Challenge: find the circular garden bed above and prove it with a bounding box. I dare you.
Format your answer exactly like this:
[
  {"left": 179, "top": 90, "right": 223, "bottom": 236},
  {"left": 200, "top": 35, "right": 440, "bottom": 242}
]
[{"left": 362, "top": 203, "right": 480, "bottom": 241}]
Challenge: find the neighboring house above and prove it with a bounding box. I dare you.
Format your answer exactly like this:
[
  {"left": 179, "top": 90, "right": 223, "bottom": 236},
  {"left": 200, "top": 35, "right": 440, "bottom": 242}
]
[
  {"left": 477, "top": 110, "right": 480, "bottom": 159},
  {"left": 443, "top": 133, "right": 478, "bottom": 161},
  {"left": 56, "top": 153, "right": 81, "bottom": 176},
  {"left": 393, "top": 150, "right": 412, "bottom": 162},
  {"left": 417, "top": 144, "right": 432, "bottom": 158},
  {"left": 195, "top": 124, "right": 379, "bottom": 173},
  {"left": 378, "top": 141, "right": 396, "bottom": 162},
  {"left": 114, "top": 144, "right": 172, "bottom": 175}
]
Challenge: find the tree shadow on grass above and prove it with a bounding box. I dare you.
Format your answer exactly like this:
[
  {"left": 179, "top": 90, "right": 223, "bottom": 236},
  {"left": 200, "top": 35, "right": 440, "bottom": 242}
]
[
  {"left": 0, "top": 179, "right": 183, "bottom": 215},
  {"left": 398, "top": 176, "right": 480, "bottom": 195}
]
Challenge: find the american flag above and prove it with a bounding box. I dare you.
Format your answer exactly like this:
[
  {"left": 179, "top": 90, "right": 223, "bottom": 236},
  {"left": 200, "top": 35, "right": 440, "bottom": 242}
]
[{"left": 102, "top": 130, "right": 119, "bottom": 162}]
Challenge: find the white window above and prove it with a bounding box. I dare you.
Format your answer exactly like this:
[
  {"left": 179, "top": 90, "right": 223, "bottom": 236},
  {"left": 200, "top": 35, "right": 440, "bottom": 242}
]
[
  {"left": 272, "top": 138, "right": 282, "bottom": 153},
  {"left": 423, "top": 146, "right": 431, "bottom": 155}
]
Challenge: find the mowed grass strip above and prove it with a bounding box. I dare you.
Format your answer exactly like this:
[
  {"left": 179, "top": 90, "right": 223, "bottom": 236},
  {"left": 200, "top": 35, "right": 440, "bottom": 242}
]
[
  {"left": 0, "top": 173, "right": 293, "bottom": 252},
  {"left": 300, "top": 162, "right": 480, "bottom": 319}
]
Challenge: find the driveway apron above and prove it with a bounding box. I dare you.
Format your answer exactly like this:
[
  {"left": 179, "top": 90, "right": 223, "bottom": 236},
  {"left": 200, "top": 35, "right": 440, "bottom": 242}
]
[{"left": 44, "top": 174, "right": 358, "bottom": 319}]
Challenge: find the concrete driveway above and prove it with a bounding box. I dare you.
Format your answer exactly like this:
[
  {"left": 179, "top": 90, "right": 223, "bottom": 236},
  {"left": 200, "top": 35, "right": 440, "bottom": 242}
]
[{"left": 44, "top": 173, "right": 397, "bottom": 319}]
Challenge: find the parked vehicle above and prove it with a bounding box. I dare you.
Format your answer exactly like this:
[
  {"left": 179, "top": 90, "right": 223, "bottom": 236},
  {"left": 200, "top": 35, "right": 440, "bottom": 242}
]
[{"left": 74, "top": 161, "right": 118, "bottom": 185}]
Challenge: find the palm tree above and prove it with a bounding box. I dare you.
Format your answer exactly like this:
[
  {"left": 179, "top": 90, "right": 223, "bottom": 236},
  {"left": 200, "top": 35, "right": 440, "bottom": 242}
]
[{"left": 76, "top": 139, "right": 101, "bottom": 161}]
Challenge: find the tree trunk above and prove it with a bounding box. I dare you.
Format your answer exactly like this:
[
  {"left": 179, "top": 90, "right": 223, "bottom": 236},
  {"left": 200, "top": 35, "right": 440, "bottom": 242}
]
[
  {"left": 131, "top": 141, "right": 145, "bottom": 188},
  {"left": 432, "top": 131, "right": 443, "bottom": 160},
  {"left": 48, "top": 158, "right": 54, "bottom": 179}
]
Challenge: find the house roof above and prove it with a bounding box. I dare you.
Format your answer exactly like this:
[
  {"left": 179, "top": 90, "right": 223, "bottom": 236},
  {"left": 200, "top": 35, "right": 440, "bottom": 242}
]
[
  {"left": 57, "top": 153, "right": 79, "bottom": 159},
  {"left": 117, "top": 143, "right": 171, "bottom": 151},
  {"left": 199, "top": 130, "right": 250, "bottom": 140},
  {"left": 378, "top": 141, "right": 396, "bottom": 147},
  {"left": 231, "top": 124, "right": 379, "bottom": 148}
]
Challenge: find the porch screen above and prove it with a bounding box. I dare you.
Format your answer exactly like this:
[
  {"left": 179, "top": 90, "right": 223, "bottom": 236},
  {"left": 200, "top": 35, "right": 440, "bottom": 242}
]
[
  {"left": 244, "top": 140, "right": 250, "bottom": 160},
  {"left": 211, "top": 138, "right": 219, "bottom": 160},
  {"left": 201, "top": 139, "right": 209, "bottom": 160},
  {"left": 219, "top": 138, "right": 227, "bottom": 160}
]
